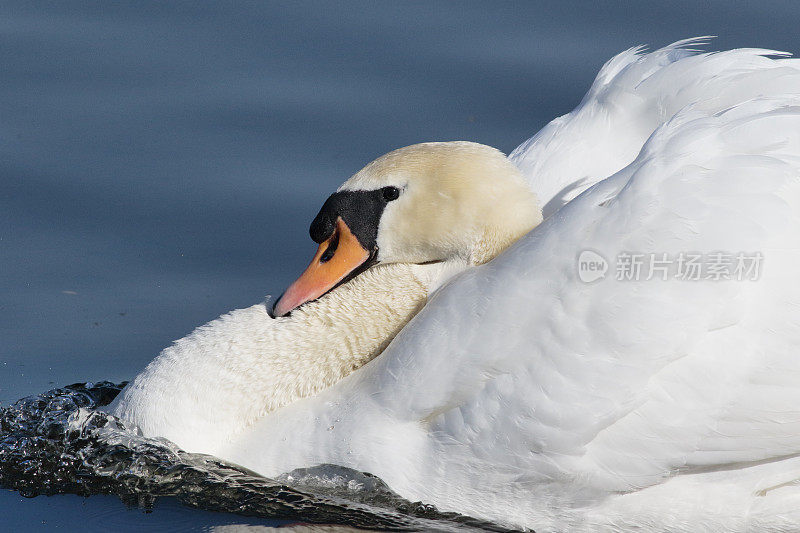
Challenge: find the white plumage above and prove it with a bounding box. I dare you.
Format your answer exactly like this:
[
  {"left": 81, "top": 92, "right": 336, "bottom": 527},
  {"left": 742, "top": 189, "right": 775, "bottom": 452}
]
[{"left": 112, "top": 39, "right": 800, "bottom": 531}]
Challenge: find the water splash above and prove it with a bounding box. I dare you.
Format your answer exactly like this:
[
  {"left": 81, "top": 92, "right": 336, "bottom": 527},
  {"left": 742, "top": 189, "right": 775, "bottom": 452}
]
[{"left": 0, "top": 382, "right": 516, "bottom": 531}]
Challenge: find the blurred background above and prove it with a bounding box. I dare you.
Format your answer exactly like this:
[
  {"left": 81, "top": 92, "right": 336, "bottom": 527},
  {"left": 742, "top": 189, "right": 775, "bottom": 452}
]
[{"left": 2, "top": 1, "right": 799, "bottom": 529}]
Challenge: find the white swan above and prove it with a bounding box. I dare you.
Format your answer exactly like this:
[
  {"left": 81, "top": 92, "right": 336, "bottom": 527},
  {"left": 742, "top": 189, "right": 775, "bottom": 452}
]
[{"left": 112, "top": 39, "right": 800, "bottom": 531}]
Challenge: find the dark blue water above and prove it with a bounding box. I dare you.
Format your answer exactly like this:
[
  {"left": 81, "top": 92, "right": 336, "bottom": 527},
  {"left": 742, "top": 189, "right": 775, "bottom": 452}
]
[{"left": 2, "top": 1, "right": 799, "bottom": 530}]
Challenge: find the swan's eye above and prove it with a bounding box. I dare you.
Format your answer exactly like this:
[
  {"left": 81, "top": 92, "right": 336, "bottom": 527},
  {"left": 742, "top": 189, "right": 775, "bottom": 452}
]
[{"left": 382, "top": 186, "right": 400, "bottom": 202}]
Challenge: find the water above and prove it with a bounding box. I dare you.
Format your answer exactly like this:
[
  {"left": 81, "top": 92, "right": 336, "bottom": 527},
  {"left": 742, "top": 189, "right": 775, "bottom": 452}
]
[
  {"left": 0, "top": 382, "right": 512, "bottom": 531},
  {"left": 2, "top": 1, "right": 799, "bottom": 530}
]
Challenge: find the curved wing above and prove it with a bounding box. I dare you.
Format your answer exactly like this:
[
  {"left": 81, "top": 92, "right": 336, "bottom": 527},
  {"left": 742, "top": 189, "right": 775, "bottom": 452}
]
[{"left": 510, "top": 38, "right": 798, "bottom": 217}]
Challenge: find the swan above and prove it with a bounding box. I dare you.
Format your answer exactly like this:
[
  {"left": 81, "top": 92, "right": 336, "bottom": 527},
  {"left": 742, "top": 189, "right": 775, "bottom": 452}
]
[{"left": 111, "top": 38, "right": 800, "bottom": 531}]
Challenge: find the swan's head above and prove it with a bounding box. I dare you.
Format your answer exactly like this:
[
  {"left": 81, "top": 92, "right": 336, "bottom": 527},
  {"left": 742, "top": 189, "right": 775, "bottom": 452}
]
[{"left": 272, "top": 141, "right": 541, "bottom": 317}]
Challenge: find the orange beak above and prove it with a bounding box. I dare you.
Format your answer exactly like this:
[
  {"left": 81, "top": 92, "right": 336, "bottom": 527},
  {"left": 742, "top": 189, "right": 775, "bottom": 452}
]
[{"left": 272, "top": 217, "right": 371, "bottom": 317}]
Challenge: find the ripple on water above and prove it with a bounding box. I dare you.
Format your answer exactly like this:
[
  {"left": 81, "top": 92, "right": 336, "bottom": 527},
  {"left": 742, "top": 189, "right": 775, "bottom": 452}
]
[{"left": 0, "top": 382, "right": 517, "bottom": 532}]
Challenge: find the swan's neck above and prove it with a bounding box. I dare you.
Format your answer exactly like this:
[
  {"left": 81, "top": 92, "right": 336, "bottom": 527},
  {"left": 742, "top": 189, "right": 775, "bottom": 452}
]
[
  {"left": 111, "top": 261, "right": 453, "bottom": 453},
  {"left": 280, "top": 261, "right": 449, "bottom": 389}
]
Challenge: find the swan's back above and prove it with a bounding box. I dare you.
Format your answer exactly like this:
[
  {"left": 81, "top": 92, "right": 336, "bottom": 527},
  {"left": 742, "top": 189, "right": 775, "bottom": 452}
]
[
  {"left": 222, "top": 42, "right": 800, "bottom": 530},
  {"left": 511, "top": 37, "right": 800, "bottom": 216}
]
